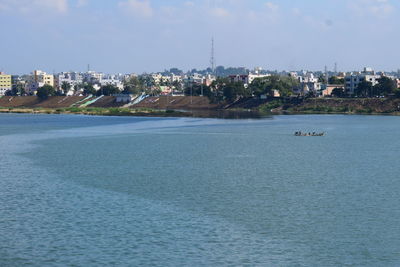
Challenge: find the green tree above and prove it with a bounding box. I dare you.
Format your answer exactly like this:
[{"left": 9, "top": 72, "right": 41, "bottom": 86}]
[
  {"left": 249, "top": 75, "right": 298, "bottom": 98},
  {"left": 374, "top": 76, "right": 396, "bottom": 96},
  {"left": 223, "top": 82, "right": 250, "bottom": 102},
  {"left": 97, "top": 84, "right": 121, "bottom": 96},
  {"left": 37, "top": 84, "right": 56, "bottom": 99},
  {"left": 355, "top": 80, "right": 373, "bottom": 97},
  {"left": 318, "top": 74, "right": 327, "bottom": 83},
  {"left": 122, "top": 76, "right": 143, "bottom": 94},
  {"left": 328, "top": 76, "right": 345, "bottom": 85},
  {"left": 83, "top": 84, "right": 96, "bottom": 95},
  {"left": 6, "top": 82, "right": 25, "bottom": 96},
  {"left": 61, "top": 81, "right": 71, "bottom": 96},
  {"left": 249, "top": 77, "right": 272, "bottom": 97},
  {"left": 331, "top": 87, "right": 346, "bottom": 98},
  {"left": 184, "top": 84, "right": 212, "bottom": 97}
]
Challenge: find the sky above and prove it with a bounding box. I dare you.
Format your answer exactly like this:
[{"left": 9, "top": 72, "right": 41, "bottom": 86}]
[{"left": 0, "top": 0, "right": 399, "bottom": 74}]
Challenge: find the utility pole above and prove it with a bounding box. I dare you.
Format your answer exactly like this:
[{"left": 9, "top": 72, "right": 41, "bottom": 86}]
[{"left": 324, "top": 65, "right": 328, "bottom": 84}]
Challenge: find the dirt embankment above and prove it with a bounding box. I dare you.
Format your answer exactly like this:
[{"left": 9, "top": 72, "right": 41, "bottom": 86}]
[
  {"left": 0, "top": 96, "right": 87, "bottom": 108},
  {"left": 0, "top": 96, "right": 218, "bottom": 110},
  {"left": 0, "top": 96, "right": 126, "bottom": 109},
  {"left": 131, "top": 96, "right": 220, "bottom": 110}
]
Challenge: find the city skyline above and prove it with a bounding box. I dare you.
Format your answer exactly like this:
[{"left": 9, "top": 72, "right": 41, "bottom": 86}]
[{"left": 1, "top": 0, "right": 399, "bottom": 74}]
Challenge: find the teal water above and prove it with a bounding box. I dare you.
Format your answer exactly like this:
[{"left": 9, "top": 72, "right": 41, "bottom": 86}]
[{"left": 1, "top": 113, "right": 400, "bottom": 266}]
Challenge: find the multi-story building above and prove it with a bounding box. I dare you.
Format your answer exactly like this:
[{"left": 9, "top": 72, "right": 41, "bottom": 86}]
[
  {"left": 100, "top": 75, "right": 124, "bottom": 90},
  {"left": 345, "top": 67, "right": 381, "bottom": 95},
  {"left": 26, "top": 70, "right": 55, "bottom": 95},
  {"left": 228, "top": 73, "right": 271, "bottom": 87},
  {"left": 0, "top": 72, "right": 12, "bottom": 96},
  {"left": 55, "top": 72, "right": 83, "bottom": 94},
  {"left": 83, "top": 71, "right": 103, "bottom": 84}
]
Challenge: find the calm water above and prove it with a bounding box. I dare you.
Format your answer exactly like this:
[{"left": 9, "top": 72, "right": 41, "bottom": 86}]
[{"left": 1, "top": 113, "right": 400, "bottom": 266}]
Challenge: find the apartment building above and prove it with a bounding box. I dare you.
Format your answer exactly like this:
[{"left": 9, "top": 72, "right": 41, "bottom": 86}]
[
  {"left": 228, "top": 73, "right": 271, "bottom": 87},
  {"left": 26, "top": 70, "right": 54, "bottom": 94},
  {"left": 345, "top": 67, "right": 381, "bottom": 95},
  {"left": 0, "top": 72, "right": 12, "bottom": 96}
]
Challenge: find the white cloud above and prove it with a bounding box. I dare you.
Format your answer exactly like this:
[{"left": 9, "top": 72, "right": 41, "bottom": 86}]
[
  {"left": 0, "top": 0, "right": 68, "bottom": 14},
  {"left": 77, "top": 0, "right": 88, "bottom": 8},
  {"left": 210, "top": 7, "right": 230, "bottom": 18},
  {"left": 265, "top": 2, "right": 279, "bottom": 12},
  {"left": 119, "top": 0, "right": 153, "bottom": 18},
  {"left": 35, "top": 0, "right": 68, "bottom": 13},
  {"left": 348, "top": 0, "right": 394, "bottom": 18},
  {"left": 184, "top": 1, "right": 195, "bottom": 8}
]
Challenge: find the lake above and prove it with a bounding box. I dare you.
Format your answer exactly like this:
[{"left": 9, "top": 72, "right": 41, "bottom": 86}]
[{"left": 1, "top": 113, "right": 400, "bottom": 266}]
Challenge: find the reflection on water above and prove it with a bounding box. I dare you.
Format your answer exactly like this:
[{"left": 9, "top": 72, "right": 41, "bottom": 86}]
[{"left": 183, "top": 109, "right": 271, "bottom": 119}]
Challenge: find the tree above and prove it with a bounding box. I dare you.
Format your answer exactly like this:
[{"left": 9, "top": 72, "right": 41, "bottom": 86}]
[
  {"left": 328, "top": 76, "right": 345, "bottom": 85},
  {"left": 97, "top": 84, "right": 121, "bottom": 96},
  {"left": 374, "top": 76, "right": 396, "bottom": 96},
  {"left": 318, "top": 74, "right": 327, "bottom": 83},
  {"left": 331, "top": 87, "right": 346, "bottom": 98},
  {"left": 184, "top": 84, "right": 212, "bottom": 97},
  {"left": 172, "top": 80, "right": 183, "bottom": 93},
  {"left": 37, "top": 84, "right": 56, "bottom": 99},
  {"left": 249, "top": 75, "right": 298, "bottom": 98},
  {"left": 6, "top": 82, "right": 25, "bottom": 96},
  {"left": 223, "top": 82, "right": 250, "bottom": 102},
  {"left": 122, "top": 76, "right": 142, "bottom": 95},
  {"left": 355, "top": 80, "right": 373, "bottom": 97},
  {"left": 249, "top": 77, "right": 272, "bottom": 97},
  {"left": 61, "top": 81, "right": 71, "bottom": 96},
  {"left": 83, "top": 84, "right": 96, "bottom": 95}
]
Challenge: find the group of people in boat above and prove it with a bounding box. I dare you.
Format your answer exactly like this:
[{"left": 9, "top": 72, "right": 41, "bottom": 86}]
[{"left": 294, "top": 131, "right": 325, "bottom": 137}]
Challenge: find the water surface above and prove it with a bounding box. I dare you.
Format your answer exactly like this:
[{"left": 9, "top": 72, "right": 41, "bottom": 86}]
[{"left": 1, "top": 113, "right": 400, "bottom": 266}]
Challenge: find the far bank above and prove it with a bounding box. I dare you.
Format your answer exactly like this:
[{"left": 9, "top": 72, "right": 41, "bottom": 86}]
[{"left": 2, "top": 95, "right": 400, "bottom": 118}]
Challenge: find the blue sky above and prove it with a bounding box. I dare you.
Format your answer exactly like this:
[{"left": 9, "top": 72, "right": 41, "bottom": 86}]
[{"left": 0, "top": 0, "right": 398, "bottom": 74}]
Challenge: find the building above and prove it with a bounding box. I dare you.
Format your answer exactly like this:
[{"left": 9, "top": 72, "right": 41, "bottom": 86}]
[
  {"left": 83, "top": 71, "right": 103, "bottom": 83},
  {"left": 26, "top": 70, "right": 54, "bottom": 95},
  {"left": 228, "top": 73, "right": 270, "bottom": 87},
  {"left": 55, "top": 72, "right": 83, "bottom": 95},
  {"left": 0, "top": 72, "right": 12, "bottom": 96},
  {"left": 345, "top": 67, "right": 381, "bottom": 95},
  {"left": 100, "top": 74, "right": 124, "bottom": 90}
]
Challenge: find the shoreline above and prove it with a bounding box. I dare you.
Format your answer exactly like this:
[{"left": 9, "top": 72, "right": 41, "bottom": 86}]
[{"left": 2, "top": 106, "right": 400, "bottom": 119}]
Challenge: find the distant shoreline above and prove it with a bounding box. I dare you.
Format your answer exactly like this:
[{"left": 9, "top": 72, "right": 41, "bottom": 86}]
[
  {"left": 2, "top": 95, "right": 400, "bottom": 118},
  {"left": 1, "top": 106, "right": 400, "bottom": 119}
]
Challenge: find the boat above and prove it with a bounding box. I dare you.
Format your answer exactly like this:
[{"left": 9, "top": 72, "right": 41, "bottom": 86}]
[{"left": 294, "top": 131, "right": 325, "bottom": 137}]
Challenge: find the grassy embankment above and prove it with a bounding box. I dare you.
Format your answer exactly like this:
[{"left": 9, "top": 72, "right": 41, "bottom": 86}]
[{"left": 258, "top": 98, "right": 400, "bottom": 115}]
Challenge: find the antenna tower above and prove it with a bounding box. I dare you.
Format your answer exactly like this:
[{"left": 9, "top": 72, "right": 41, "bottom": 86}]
[{"left": 210, "top": 37, "right": 215, "bottom": 75}]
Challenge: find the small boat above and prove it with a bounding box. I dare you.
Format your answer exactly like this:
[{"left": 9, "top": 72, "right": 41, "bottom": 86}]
[{"left": 294, "top": 131, "right": 325, "bottom": 137}]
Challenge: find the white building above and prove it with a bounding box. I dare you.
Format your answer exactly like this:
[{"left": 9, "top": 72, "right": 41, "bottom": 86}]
[
  {"left": 99, "top": 74, "right": 124, "bottom": 90},
  {"left": 55, "top": 72, "right": 83, "bottom": 93},
  {"left": 228, "top": 73, "right": 271, "bottom": 87},
  {"left": 345, "top": 67, "right": 381, "bottom": 95},
  {"left": 83, "top": 71, "right": 103, "bottom": 83}
]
